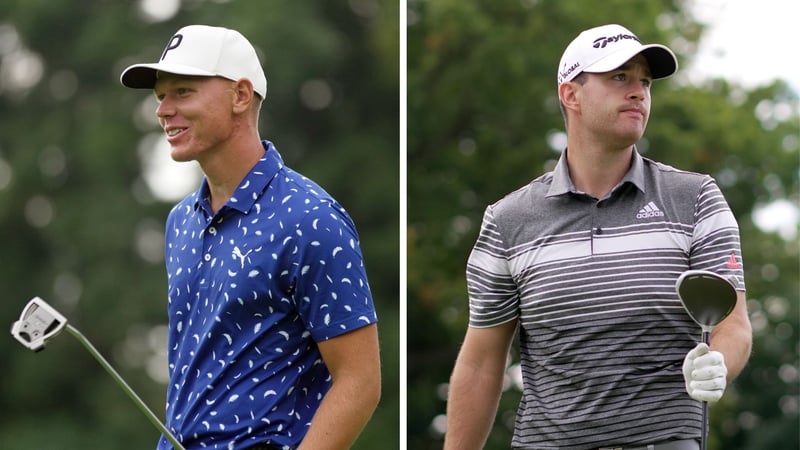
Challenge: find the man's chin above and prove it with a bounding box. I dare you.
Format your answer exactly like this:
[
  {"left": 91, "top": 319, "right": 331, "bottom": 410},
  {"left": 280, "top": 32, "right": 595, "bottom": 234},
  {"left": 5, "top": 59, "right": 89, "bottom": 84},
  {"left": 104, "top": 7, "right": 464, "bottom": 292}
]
[
  {"left": 169, "top": 149, "right": 195, "bottom": 163},
  {"left": 617, "top": 129, "right": 646, "bottom": 148}
]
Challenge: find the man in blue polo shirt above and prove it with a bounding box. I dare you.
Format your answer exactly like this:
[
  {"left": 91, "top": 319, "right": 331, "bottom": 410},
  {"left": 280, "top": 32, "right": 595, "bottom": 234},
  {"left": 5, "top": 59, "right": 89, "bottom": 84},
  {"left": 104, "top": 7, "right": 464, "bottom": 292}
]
[
  {"left": 445, "top": 24, "right": 752, "bottom": 450},
  {"left": 120, "top": 25, "right": 380, "bottom": 450}
]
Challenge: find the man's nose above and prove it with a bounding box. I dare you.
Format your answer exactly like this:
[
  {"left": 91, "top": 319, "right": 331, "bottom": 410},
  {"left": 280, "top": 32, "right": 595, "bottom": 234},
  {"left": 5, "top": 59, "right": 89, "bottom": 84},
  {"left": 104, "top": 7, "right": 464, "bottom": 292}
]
[
  {"left": 628, "top": 84, "right": 646, "bottom": 101},
  {"left": 156, "top": 98, "right": 174, "bottom": 118}
]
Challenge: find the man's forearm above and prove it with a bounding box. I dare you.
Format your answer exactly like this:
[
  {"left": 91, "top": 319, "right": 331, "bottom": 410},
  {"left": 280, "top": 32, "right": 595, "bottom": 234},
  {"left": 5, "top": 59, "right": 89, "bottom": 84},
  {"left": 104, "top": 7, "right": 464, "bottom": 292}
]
[
  {"left": 445, "top": 322, "right": 517, "bottom": 450},
  {"left": 711, "top": 323, "right": 751, "bottom": 381},
  {"left": 710, "top": 291, "right": 752, "bottom": 381},
  {"left": 297, "top": 376, "right": 380, "bottom": 450},
  {"left": 443, "top": 360, "right": 506, "bottom": 450}
]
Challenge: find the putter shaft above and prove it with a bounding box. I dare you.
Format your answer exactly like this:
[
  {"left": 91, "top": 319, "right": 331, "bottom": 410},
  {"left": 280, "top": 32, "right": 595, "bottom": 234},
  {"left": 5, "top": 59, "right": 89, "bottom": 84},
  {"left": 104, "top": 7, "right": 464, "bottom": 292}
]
[{"left": 65, "top": 324, "right": 186, "bottom": 450}]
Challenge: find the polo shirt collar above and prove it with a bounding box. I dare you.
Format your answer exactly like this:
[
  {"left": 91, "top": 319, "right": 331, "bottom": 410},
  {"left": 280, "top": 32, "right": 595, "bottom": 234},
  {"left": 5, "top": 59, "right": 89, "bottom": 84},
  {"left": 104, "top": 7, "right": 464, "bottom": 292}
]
[
  {"left": 545, "top": 146, "right": 646, "bottom": 198},
  {"left": 194, "top": 140, "right": 284, "bottom": 214}
]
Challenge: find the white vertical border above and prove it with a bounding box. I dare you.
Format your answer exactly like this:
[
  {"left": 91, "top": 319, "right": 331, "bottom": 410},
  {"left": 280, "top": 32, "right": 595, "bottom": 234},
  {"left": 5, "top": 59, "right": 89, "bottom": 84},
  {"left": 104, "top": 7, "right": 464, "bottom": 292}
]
[{"left": 398, "top": 0, "right": 408, "bottom": 449}]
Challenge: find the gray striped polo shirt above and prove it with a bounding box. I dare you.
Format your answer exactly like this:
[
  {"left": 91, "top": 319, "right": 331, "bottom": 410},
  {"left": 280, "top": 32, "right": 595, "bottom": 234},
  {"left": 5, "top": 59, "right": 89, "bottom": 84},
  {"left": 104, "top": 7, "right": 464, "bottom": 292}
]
[{"left": 466, "top": 148, "right": 744, "bottom": 449}]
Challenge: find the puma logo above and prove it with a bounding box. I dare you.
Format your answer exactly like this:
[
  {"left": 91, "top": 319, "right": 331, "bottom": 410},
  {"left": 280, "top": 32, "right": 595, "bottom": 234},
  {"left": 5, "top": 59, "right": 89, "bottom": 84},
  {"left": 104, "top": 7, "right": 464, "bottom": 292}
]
[{"left": 232, "top": 246, "right": 253, "bottom": 269}]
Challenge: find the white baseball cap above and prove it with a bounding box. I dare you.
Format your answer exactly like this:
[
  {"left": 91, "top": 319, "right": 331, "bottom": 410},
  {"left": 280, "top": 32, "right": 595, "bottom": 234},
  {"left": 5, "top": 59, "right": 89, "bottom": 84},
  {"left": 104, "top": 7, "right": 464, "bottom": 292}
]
[
  {"left": 557, "top": 24, "right": 678, "bottom": 85},
  {"left": 121, "top": 25, "right": 267, "bottom": 98}
]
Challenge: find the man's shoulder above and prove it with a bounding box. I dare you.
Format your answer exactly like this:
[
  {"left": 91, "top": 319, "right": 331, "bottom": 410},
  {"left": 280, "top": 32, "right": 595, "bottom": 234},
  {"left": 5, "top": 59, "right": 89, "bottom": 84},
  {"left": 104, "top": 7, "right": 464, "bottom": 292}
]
[
  {"left": 489, "top": 172, "right": 553, "bottom": 213},
  {"left": 271, "top": 164, "right": 336, "bottom": 203},
  {"left": 257, "top": 140, "right": 339, "bottom": 207},
  {"left": 264, "top": 166, "right": 357, "bottom": 232},
  {"left": 642, "top": 157, "right": 713, "bottom": 193},
  {"left": 644, "top": 156, "right": 708, "bottom": 179}
]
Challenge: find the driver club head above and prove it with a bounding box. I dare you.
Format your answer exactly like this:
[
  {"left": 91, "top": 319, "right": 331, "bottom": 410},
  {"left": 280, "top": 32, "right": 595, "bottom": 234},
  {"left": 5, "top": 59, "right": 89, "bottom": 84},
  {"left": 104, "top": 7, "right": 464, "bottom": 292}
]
[
  {"left": 676, "top": 270, "right": 737, "bottom": 333},
  {"left": 10, "top": 297, "right": 68, "bottom": 352}
]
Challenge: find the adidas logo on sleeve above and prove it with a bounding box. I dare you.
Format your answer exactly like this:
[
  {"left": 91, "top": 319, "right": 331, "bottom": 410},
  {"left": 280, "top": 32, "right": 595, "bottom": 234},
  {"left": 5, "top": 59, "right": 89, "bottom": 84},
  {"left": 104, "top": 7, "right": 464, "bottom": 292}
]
[{"left": 636, "top": 201, "right": 665, "bottom": 219}]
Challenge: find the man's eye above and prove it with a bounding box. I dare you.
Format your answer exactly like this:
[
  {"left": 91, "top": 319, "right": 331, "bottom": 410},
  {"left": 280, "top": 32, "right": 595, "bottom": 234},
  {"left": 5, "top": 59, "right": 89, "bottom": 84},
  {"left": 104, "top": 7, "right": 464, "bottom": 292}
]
[{"left": 613, "top": 73, "right": 626, "bottom": 81}]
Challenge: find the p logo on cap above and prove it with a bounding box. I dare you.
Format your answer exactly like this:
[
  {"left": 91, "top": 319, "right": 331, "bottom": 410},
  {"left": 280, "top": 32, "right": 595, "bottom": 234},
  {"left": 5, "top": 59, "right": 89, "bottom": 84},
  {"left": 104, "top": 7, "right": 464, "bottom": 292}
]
[{"left": 161, "top": 34, "right": 184, "bottom": 61}]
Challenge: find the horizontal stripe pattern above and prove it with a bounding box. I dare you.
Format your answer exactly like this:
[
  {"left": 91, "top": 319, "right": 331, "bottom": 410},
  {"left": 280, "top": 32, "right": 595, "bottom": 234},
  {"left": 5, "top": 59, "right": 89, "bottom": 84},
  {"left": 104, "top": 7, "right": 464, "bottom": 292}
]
[{"left": 466, "top": 153, "right": 744, "bottom": 449}]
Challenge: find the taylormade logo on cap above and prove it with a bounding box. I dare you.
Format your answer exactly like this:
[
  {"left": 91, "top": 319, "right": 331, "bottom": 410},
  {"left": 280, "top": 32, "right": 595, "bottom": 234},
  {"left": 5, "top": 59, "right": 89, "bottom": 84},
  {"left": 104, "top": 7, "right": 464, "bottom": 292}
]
[
  {"left": 557, "top": 24, "right": 678, "bottom": 85},
  {"left": 592, "top": 33, "right": 640, "bottom": 49},
  {"left": 120, "top": 25, "right": 268, "bottom": 98}
]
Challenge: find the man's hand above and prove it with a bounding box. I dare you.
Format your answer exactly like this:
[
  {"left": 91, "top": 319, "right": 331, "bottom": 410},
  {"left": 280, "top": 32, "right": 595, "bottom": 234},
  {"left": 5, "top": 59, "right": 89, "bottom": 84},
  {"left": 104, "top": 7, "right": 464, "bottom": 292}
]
[{"left": 682, "top": 343, "right": 727, "bottom": 402}]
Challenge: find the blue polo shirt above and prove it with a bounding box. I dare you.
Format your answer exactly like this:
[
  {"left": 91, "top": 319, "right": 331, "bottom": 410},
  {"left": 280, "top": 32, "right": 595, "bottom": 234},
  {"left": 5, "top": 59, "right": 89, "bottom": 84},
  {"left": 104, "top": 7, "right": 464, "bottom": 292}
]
[{"left": 158, "top": 140, "right": 377, "bottom": 450}]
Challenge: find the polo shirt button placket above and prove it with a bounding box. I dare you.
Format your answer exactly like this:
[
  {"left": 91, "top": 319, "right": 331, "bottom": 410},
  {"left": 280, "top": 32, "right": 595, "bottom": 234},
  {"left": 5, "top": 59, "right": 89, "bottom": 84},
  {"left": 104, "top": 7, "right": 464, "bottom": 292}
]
[{"left": 590, "top": 201, "right": 604, "bottom": 254}]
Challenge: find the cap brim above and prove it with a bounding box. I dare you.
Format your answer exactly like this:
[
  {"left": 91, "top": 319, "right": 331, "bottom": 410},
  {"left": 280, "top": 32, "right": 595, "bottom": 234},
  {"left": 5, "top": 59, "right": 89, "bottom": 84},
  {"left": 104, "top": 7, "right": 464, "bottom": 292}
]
[
  {"left": 120, "top": 62, "right": 218, "bottom": 90},
  {"left": 640, "top": 45, "right": 678, "bottom": 79},
  {"left": 583, "top": 44, "right": 678, "bottom": 80}
]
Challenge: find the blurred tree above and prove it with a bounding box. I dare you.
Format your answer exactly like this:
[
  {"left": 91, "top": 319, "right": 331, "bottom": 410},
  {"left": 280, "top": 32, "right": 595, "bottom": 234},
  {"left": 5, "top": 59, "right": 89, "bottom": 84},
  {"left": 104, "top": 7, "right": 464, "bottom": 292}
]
[
  {"left": 408, "top": 1, "right": 799, "bottom": 449},
  {"left": 0, "top": 0, "right": 398, "bottom": 449}
]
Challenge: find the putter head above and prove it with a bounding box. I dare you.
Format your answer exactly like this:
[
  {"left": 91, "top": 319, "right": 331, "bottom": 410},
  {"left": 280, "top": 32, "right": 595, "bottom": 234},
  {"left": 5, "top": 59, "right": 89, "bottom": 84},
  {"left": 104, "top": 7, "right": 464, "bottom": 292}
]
[
  {"left": 676, "top": 270, "right": 737, "bottom": 331},
  {"left": 10, "top": 297, "right": 68, "bottom": 352}
]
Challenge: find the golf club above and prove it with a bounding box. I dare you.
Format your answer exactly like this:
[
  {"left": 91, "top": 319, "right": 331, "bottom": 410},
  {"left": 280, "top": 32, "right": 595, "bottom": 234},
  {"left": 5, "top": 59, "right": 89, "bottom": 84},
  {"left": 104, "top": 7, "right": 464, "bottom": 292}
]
[
  {"left": 675, "top": 270, "right": 737, "bottom": 450},
  {"left": 10, "top": 296, "right": 186, "bottom": 450}
]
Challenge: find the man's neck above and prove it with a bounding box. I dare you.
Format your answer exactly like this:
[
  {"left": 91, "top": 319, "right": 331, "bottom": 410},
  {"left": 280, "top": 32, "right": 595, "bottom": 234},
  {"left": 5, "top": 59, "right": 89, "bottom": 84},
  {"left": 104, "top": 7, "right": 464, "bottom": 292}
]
[
  {"left": 564, "top": 139, "right": 634, "bottom": 199},
  {"left": 200, "top": 137, "right": 265, "bottom": 214}
]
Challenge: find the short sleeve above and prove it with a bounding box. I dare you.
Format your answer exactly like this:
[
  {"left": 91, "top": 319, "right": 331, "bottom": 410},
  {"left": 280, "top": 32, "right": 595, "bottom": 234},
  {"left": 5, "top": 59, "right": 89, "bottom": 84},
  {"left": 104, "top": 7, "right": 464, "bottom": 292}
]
[
  {"left": 466, "top": 205, "right": 520, "bottom": 328},
  {"left": 287, "top": 202, "right": 377, "bottom": 341},
  {"left": 690, "top": 178, "right": 745, "bottom": 290}
]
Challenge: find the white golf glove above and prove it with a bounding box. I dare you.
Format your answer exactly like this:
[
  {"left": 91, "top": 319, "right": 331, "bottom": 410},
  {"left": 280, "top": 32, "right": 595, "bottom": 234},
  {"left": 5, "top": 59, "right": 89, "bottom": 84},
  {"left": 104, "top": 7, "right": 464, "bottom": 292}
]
[{"left": 682, "top": 343, "right": 727, "bottom": 402}]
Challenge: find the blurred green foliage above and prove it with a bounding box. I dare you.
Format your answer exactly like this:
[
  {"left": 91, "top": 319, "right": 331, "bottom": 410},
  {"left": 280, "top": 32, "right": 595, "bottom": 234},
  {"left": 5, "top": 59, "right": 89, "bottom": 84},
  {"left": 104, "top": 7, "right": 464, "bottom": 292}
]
[
  {"left": 0, "top": 1, "right": 398, "bottom": 449},
  {"left": 408, "top": 1, "right": 799, "bottom": 449}
]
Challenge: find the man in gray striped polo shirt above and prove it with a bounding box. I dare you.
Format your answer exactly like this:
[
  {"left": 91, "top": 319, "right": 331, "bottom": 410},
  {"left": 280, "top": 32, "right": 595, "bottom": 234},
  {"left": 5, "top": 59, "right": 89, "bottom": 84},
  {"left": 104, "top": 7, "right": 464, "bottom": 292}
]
[{"left": 444, "top": 24, "right": 752, "bottom": 450}]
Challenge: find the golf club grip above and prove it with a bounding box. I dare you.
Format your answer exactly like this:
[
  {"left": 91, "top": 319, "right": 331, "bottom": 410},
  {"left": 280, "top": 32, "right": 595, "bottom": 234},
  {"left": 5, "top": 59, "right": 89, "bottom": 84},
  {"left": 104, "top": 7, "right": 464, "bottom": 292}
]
[
  {"left": 700, "top": 330, "right": 709, "bottom": 450},
  {"left": 701, "top": 402, "right": 708, "bottom": 450},
  {"left": 65, "top": 325, "right": 187, "bottom": 450}
]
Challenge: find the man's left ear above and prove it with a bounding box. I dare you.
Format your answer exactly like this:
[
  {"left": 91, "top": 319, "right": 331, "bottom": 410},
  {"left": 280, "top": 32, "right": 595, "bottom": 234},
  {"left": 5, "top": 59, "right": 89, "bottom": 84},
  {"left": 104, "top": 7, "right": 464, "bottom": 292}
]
[{"left": 232, "top": 79, "right": 254, "bottom": 113}]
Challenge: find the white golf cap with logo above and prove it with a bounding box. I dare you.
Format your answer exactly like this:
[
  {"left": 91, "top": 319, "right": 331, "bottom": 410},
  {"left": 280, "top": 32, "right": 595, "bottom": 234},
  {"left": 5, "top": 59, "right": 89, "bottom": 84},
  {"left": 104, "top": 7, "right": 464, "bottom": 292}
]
[
  {"left": 557, "top": 24, "right": 678, "bottom": 85},
  {"left": 121, "top": 25, "right": 267, "bottom": 98}
]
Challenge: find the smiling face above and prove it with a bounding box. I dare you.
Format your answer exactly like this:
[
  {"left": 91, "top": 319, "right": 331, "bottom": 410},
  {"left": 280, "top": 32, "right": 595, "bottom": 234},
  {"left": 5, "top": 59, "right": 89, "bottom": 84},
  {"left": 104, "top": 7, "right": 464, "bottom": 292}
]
[
  {"left": 563, "top": 53, "right": 654, "bottom": 149},
  {"left": 153, "top": 74, "right": 239, "bottom": 163}
]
